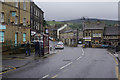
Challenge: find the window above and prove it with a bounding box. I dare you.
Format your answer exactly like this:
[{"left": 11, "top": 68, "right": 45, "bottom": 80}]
[
  {"left": 89, "top": 33, "right": 90, "bottom": 36},
  {"left": 0, "top": 31, "right": 4, "bottom": 42},
  {"left": 86, "top": 33, "right": 87, "bottom": 36},
  {"left": 34, "top": 8, "right": 36, "bottom": 15},
  {"left": 0, "top": 12, "right": 4, "bottom": 22},
  {"left": 23, "top": 0, "right": 26, "bottom": 10},
  {"left": 23, "top": 33, "right": 26, "bottom": 42},
  {"left": 38, "top": 23, "right": 39, "bottom": 30},
  {"left": 36, "top": 22, "right": 37, "bottom": 29},
  {"left": 23, "top": 18, "right": 26, "bottom": 26},
  {"left": 31, "top": 5, "right": 33, "bottom": 13},
  {"left": 31, "top": 19, "right": 33, "bottom": 26},
  {"left": 38, "top": 11, "right": 39, "bottom": 17},
  {"left": 15, "top": 16, "right": 18, "bottom": 24},
  {"left": 36, "top": 10, "right": 37, "bottom": 16},
  {"left": 15, "top": 0, "right": 18, "bottom": 7},
  {"left": 34, "top": 21, "right": 35, "bottom": 29}
]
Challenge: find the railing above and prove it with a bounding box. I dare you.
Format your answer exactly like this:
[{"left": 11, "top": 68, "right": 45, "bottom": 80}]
[{"left": 2, "top": 42, "right": 35, "bottom": 54}]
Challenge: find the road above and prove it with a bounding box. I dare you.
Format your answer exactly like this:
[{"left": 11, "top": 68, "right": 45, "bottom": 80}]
[{"left": 2, "top": 45, "right": 117, "bottom": 79}]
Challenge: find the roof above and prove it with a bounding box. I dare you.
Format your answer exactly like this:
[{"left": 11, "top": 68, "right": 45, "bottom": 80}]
[
  {"left": 64, "top": 30, "right": 77, "bottom": 33},
  {"left": 83, "top": 22, "right": 105, "bottom": 30},
  {"left": 104, "top": 26, "right": 120, "bottom": 36}
]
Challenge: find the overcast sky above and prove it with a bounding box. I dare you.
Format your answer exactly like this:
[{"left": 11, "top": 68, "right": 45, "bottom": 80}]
[{"left": 35, "top": 2, "right": 118, "bottom": 21}]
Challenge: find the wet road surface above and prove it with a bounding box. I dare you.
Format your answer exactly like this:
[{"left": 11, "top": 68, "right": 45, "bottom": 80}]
[{"left": 2, "top": 45, "right": 117, "bottom": 78}]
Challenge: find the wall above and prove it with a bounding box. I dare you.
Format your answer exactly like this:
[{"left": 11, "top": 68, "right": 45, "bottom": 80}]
[{"left": 2, "top": 25, "right": 30, "bottom": 44}]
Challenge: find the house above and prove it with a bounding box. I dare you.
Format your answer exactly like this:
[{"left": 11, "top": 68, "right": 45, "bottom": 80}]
[
  {"left": 30, "top": 1, "right": 44, "bottom": 41},
  {"left": 60, "top": 29, "right": 78, "bottom": 47},
  {"left": 49, "top": 24, "right": 65, "bottom": 40},
  {"left": 103, "top": 26, "right": 120, "bottom": 47},
  {"left": 0, "top": 1, "right": 31, "bottom": 45},
  {"left": 83, "top": 22, "right": 105, "bottom": 47}
]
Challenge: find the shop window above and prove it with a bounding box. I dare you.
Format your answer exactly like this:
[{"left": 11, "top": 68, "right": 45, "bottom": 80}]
[
  {"left": 23, "top": 33, "right": 26, "bottom": 42},
  {"left": 0, "top": 31, "right": 4, "bottom": 42}
]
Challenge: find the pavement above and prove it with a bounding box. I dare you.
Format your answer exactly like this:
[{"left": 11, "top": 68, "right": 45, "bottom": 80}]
[
  {"left": 1, "top": 41, "right": 58, "bottom": 75},
  {"left": 1, "top": 49, "right": 58, "bottom": 75}
]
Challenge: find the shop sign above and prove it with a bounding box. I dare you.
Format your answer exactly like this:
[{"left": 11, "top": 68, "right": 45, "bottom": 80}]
[
  {"left": 85, "top": 39, "right": 91, "bottom": 41},
  {"left": 83, "top": 37, "right": 91, "bottom": 39}
]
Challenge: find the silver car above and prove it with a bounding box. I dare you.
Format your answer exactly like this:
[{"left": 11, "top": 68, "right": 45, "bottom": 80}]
[{"left": 55, "top": 42, "right": 64, "bottom": 49}]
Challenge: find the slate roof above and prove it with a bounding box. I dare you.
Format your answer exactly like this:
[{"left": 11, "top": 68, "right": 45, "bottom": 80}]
[
  {"left": 83, "top": 22, "right": 105, "bottom": 30},
  {"left": 64, "top": 30, "right": 77, "bottom": 33},
  {"left": 104, "top": 26, "right": 120, "bottom": 36}
]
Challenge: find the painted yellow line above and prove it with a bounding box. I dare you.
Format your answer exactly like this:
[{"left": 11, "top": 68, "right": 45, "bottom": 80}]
[
  {"left": 116, "top": 65, "right": 119, "bottom": 78},
  {"left": 51, "top": 74, "right": 58, "bottom": 78},
  {"left": 109, "top": 52, "right": 119, "bottom": 78},
  {"left": 0, "top": 66, "right": 16, "bottom": 75}
]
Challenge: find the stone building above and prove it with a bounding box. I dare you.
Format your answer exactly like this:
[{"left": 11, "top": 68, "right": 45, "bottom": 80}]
[
  {"left": 49, "top": 24, "right": 64, "bottom": 41},
  {"left": 30, "top": 1, "right": 44, "bottom": 41},
  {"left": 103, "top": 26, "right": 120, "bottom": 47},
  {"left": 60, "top": 30, "right": 78, "bottom": 47},
  {"left": 0, "top": 1, "right": 30, "bottom": 51},
  {"left": 83, "top": 22, "right": 105, "bottom": 47}
]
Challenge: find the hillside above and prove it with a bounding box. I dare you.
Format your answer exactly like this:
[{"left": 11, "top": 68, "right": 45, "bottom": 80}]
[{"left": 62, "top": 18, "right": 118, "bottom": 26}]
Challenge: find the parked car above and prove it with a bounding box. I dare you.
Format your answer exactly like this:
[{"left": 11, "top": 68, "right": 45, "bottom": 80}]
[{"left": 55, "top": 42, "right": 64, "bottom": 49}]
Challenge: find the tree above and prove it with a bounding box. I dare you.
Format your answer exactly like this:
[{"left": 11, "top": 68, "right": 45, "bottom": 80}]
[{"left": 43, "top": 20, "right": 48, "bottom": 26}]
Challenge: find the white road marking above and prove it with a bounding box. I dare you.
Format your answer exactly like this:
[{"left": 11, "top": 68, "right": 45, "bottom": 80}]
[
  {"left": 76, "top": 56, "right": 82, "bottom": 60},
  {"left": 42, "top": 74, "right": 49, "bottom": 78},
  {"left": 60, "top": 62, "right": 73, "bottom": 70}
]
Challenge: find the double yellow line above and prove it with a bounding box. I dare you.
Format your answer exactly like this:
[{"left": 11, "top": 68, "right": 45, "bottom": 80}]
[{"left": 0, "top": 66, "right": 16, "bottom": 75}]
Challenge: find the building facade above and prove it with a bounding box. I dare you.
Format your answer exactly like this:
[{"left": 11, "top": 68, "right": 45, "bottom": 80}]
[
  {"left": 83, "top": 22, "right": 105, "bottom": 47},
  {"left": 0, "top": 1, "right": 30, "bottom": 51},
  {"left": 30, "top": 2, "right": 44, "bottom": 41},
  {"left": 60, "top": 30, "right": 78, "bottom": 47},
  {"left": 103, "top": 26, "right": 120, "bottom": 47}
]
